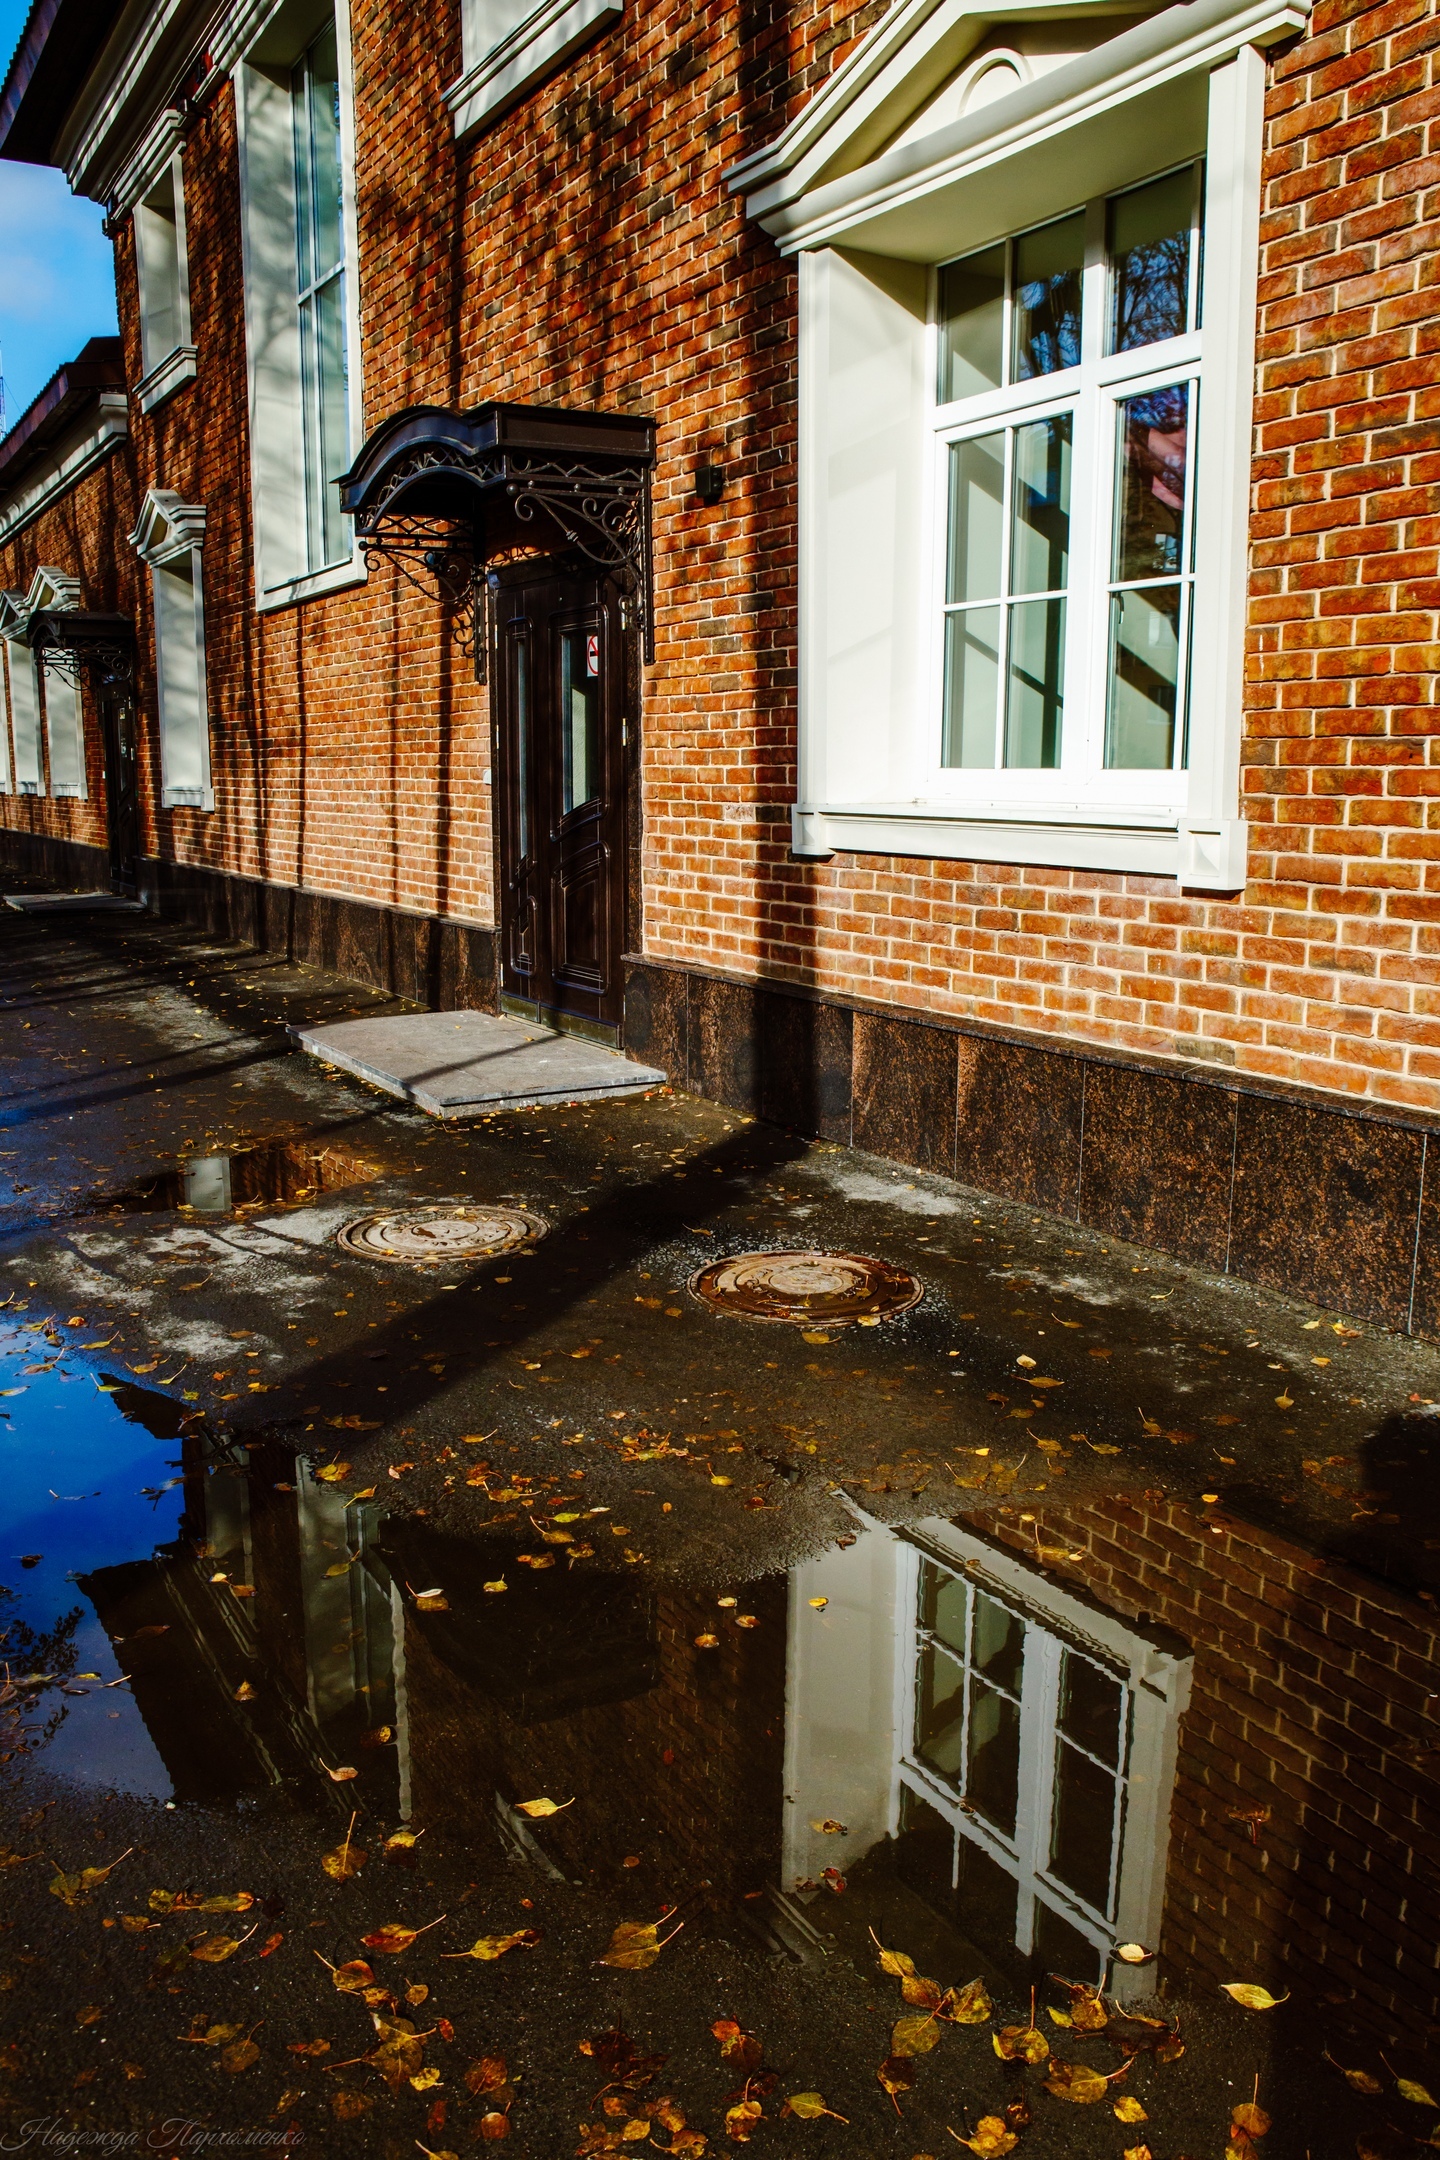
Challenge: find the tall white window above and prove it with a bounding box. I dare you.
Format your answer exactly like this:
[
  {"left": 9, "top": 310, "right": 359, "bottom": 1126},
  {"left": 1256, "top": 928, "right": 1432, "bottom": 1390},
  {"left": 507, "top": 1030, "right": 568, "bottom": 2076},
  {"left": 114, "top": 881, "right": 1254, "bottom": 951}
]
[
  {"left": 129, "top": 489, "right": 213, "bottom": 810},
  {"left": 42, "top": 664, "right": 87, "bottom": 797},
  {"left": 933, "top": 164, "right": 1202, "bottom": 804},
  {"left": 134, "top": 151, "right": 195, "bottom": 412},
  {"left": 293, "top": 22, "right": 349, "bottom": 572},
  {"left": 5, "top": 639, "right": 44, "bottom": 794},
  {"left": 237, "top": 6, "right": 361, "bottom": 607}
]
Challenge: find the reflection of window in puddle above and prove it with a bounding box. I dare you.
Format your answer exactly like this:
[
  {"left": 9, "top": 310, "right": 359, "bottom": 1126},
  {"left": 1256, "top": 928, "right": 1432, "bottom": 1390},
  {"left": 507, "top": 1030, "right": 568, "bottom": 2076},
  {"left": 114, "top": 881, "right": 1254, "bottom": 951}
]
[{"left": 784, "top": 1522, "right": 1191, "bottom": 1996}]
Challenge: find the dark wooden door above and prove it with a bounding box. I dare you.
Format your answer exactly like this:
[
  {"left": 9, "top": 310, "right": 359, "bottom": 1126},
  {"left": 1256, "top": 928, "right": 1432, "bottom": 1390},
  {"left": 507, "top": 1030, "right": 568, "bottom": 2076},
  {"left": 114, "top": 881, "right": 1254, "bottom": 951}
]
[
  {"left": 99, "top": 680, "right": 140, "bottom": 894},
  {"left": 493, "top": 563, "right": 626, "bottom": 1036}
]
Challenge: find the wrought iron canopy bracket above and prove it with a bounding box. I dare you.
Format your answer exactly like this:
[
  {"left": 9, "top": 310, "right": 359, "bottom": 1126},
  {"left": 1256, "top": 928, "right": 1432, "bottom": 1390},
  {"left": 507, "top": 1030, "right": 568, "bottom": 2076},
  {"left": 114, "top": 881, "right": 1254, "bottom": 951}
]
[
  {"left": 347, "top": 425, "right": 656, "bottom": 677},
  {"left": 28, "top": 612, "right": 135, "bottom": 688}
]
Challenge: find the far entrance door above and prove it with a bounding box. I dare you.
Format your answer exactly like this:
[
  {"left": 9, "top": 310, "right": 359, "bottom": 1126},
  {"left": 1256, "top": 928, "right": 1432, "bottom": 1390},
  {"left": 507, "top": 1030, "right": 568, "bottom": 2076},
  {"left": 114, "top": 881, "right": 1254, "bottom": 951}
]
[
  {"left": 98, "top": 680, "right": 141, "bottom": 895},
  {"left": 492, "top": 561, "right": 627, "bottom": 1039}
]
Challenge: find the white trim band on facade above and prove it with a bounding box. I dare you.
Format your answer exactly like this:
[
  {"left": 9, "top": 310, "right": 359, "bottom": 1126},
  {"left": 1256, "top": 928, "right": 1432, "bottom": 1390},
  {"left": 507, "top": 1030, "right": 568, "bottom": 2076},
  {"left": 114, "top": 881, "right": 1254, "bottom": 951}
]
[
  {"left": 444, "top": 0, "right": 621, "bottom": 138},
  {"left": 790, "top": 807, "right": 1250, "bottom": 886},
  {"left": 0, "top": 396, "right": 129, "bottom": 547}
]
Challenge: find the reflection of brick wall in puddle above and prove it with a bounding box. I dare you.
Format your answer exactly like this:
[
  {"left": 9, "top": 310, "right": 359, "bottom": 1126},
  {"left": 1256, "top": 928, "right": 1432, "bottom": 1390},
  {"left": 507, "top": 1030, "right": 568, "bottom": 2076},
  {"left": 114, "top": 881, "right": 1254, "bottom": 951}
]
[
  {"left": 970, "top": 1497, "right": 1440, "bottom": 2037},
  {"left": 400, "top": 1575, "right": 787, "bottom": 1906}
]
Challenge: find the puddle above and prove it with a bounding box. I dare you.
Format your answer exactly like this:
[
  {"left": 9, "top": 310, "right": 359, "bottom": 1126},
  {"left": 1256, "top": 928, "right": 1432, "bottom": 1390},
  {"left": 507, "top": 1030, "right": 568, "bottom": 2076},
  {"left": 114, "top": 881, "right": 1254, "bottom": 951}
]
[
  {"left": 4, "top": 1318, "right": 1440, "bottom": 2148},
  {"left": 94, "top": 1136, "right": 381, "bottom": 1217}
]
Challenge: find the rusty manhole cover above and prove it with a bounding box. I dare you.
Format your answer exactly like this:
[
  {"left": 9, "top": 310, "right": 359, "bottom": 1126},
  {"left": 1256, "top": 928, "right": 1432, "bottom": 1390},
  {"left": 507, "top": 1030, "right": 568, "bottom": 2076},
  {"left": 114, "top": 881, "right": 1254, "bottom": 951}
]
[
  {"left": 336, "top": 1203, "right": 547, "bottom": 1266},
  {"left": 689, "top": 1248, "right": 922, "bottom": 1327}
]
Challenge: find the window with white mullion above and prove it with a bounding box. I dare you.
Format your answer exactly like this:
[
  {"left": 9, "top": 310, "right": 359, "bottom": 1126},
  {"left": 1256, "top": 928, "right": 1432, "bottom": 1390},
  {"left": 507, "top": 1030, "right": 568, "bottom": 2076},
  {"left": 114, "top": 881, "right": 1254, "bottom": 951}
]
[{"left": 931, "top": 160, "right": 1204, "bottom": 800}]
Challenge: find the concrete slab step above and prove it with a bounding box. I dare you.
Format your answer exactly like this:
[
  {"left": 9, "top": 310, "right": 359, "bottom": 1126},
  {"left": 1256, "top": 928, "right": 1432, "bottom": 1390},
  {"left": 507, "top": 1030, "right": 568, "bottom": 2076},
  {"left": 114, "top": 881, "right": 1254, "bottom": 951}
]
[
  {"left": 4, "top": 891, "right": 146, "bottom": 912},
  {"left": 289, "top": 1008, "right": 666, "bottom": 1118}
]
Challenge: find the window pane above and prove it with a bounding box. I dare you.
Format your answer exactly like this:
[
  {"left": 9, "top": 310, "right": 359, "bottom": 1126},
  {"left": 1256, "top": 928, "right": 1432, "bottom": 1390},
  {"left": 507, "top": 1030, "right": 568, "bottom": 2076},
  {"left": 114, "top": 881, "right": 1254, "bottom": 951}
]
[
  {"left": 559, "top": 630, "right": 601, "bottom": 814},
  {"left": 1057, "top": 1651, "right": 1124, "bottom": 1767},
  {"left": 938, "top": 244, "right": 1005, "bottom": 402},
  {"left": 1033, "top": 1896, "right": 1105, "bottom": 1985},
  {"left": 1049, "top": 1738, "right": 1117, "bottom": 1911},
  {"left": 1010, "top": 414, "right": 1071, "bottom": 596},
  {"left": 896, "top": 1783, "right": 957, "bottom": 1915},
  {"left": 1012, "top": 213, "right": 1083, "bottom": 381},
  {"left": 1005, "top": 596, "right": 1065, "bottom": 768},
  {"left": 955, "top": 1831, "right": 1019, "bottom": 1953},
  {"left": 313, "top": 274, "right": 350, "bottom": 564},
  {"left": 1114, "top": 383, "right": 1189, "bottom": 581},
  {"left": 512, "top": 634, "right": 530, "bottom": 858},
  {"left": 1106, "top": 584, "right": 1180, "bottom": 770},
  {"left": 1109, "top": 166, "right": 1193, "bottom": 353},
  {"left": 942, "top": 606, "right": 1000, "bottom": 769},
  {"left": 967, "top": 1676, "right": 1021, "bottom": 1833},
  {"left": 946, "top": 433, "right": 1004, "bottom": 602},
  {"left": 305, "top": 24, "right": 344, "bottom": 285},
  {"left": 919, "top": 1559, "right": 969, "bottom": 1657},
  {"left": 916, "top": 1642, "right": 966, "bottom": 1781},
  {"left": 972, "top": 1591, "right": 1024, "bottom": 1691}
]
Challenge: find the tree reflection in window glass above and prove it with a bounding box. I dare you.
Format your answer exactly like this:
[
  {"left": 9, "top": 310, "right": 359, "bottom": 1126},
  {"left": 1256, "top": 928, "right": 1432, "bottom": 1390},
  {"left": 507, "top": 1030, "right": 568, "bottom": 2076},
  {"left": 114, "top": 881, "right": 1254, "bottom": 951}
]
[
  {"left": 1106, "top": 382, "right": 1191, "bottom": 769},
  {"left": 1013, "top": 213, "right": 1084, "bottom": 381},
  {"left": 1109, "top": 166, "right": 1196, "bottom": 355}
]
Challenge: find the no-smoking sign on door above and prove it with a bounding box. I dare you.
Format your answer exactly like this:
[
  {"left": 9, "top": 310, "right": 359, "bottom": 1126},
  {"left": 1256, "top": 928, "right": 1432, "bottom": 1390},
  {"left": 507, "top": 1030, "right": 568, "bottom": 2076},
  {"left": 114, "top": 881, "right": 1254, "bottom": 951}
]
[{"left": 586, "top": 634, "right": 599, "bottom": 676}]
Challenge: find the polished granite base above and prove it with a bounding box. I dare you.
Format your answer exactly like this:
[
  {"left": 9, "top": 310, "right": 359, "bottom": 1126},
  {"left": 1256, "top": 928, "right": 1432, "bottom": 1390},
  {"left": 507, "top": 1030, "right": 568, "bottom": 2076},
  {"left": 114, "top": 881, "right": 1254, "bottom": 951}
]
[{"left": 292, "top": 1009, "right": 666, "bottom": 1116}]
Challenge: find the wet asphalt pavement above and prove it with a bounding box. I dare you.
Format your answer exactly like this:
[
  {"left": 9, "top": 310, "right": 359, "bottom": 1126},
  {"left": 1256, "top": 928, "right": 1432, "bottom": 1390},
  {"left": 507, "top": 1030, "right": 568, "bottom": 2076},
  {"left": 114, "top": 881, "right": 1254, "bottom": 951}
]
[{"left": 2, "top": 890, "right": 1439, "bottom": 2160}]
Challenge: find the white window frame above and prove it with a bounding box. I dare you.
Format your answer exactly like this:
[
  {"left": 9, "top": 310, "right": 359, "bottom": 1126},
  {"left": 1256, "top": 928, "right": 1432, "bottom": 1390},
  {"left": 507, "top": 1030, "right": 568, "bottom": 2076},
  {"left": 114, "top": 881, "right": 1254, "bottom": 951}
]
[
  {"left": 784, "top": 1510, "right": 1191, "bottom": 1999},
  {"left": 0, "top": 638, "right": 10, "bottom": 793},
  {"left": 21, "top": 568, "right": 86, "bottom": 799},
  {"left": 134, "top": 146, "right": 197, "bottom": 413},
  {"left": 730, "top": 0, "right": 1294, "bottom": 889},
  {"left": 129, "top": 488, "right": 214, "bottom": 810},
  {"left": 0, "top": 614, "right": 43, "bottom": 796},
  {"left": 445, "top": 0, "right": 622, "bottom": 140},
  {"left": 235, "top": 0, "right": 365, "bottom": 611}
]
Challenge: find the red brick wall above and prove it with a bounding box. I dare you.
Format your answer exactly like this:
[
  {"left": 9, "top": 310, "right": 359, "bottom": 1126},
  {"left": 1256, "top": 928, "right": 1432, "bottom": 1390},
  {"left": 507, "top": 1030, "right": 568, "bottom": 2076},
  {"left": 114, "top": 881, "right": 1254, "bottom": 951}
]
[{"left": 3, "top": 0, "right": 1438, "bottom": 1108}]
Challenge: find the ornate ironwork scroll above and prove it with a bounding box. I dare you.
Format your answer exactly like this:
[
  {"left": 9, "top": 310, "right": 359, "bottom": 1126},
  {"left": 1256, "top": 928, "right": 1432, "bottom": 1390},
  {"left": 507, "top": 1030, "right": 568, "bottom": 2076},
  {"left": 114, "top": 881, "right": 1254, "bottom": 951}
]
[
  {"left": 352, "top": 441, "right": 654, "bottom": 679},
  {"left": 31, "top": 624, "right": 135, "bottom": 689}
]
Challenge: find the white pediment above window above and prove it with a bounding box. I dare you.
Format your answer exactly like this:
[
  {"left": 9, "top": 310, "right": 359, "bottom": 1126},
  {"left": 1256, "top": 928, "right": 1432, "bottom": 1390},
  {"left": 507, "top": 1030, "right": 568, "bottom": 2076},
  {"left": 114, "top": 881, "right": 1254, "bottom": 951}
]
[
  {"left": 0, "top": 590, "right": 28, "bottom": 640},
  {"left": 129, "top": 487, "right": 207, "bottom": 568},
  {"left": 24, "top": 566, "right": 82, "bottom": 615},
  {"left": 729, "top": 0, "right": 1308, "bottom": 255}
]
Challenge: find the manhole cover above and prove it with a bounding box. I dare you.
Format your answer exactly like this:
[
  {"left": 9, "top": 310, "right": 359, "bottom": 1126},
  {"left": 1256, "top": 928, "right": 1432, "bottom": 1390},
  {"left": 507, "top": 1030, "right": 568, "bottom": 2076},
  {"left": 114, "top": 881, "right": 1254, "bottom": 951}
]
[
  {"left": 689, "top": 1249, "right": 922, "bottom": 1326},
  {"left": 336, "top": 1203, "right": 547, "bottom": 1266}
]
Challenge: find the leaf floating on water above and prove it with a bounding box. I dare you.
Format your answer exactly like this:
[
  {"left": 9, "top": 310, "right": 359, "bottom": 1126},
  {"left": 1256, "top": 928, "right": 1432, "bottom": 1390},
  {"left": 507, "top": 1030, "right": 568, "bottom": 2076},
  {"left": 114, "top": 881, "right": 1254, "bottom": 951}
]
[
  {"left": 415, "top": 1593, "right": 449, "bottom": 1612},
  {"left": 514, "top": 1798, "right": 572, "bottom": 1818},
  {"left": 221, "top": 2039, "right": 260, "bottom": 2075},
  {"left": 947, "top": 2117, "right": 1017, "bottom": 2157},
  {"left": 443, "top": 1929, "right": 541, "bottom": 1963},
  {"left": 464, "top": 2056, "right": 511, "bottom": 2098},
  {"left": 724, "top": 2100, "right": 762, "bottom": 2142},
  {"left": 234, "top": 1681, "right": 257, "bottom": 1702},
  {"left": 48, "top": 1847, "right": 132, "bottom": 1906},
  {"left": 1044, "top": 2060, "right": 1113, "bottom": 2104},
  {"left": 321, "top": 1832, "right": 367, "bottom": 1883},
  {"left": 993, "top": 2025, "right": 1048, "bottom": 2065},
  {"left": 943, "top": 1977, "right": 992, "bottom": 2026},
  {"left": 876, "top": 2056, "right": 914, "bottom": 2113},
  {"left": 1114, "top": 1942, "right": 1152, "bottom": 1964},
  {"left": 1231, "top": 2102, "right": 1272, "bottom": 2136},
  {"left": 385, "top": 1829, "right": 424, "bottom": 1863},
  {"left": 189, "top": 1932, "right": 248, "bottom": 1963},
  {"left": 330, "top": 1958, "right": 378, "bottom": 1992},
  {"left": 694, "top": 1634, "right": 719, "bottom": 1650},
  {"left": 892, "top": 2015, "right": 940, "bottom": 2057},
  {"left": 712, "top": 2020, "right": 763, "bottom": 2074},
  {"left": 1398, "top": 2080, "right": 1438, "bottom": 2108},
  {"left": 1221, "top": 1983, "right": 1289, "bottom": 2011},
  {"left": 808, "top": 1597, "right": 828, "bottom": 1610},
  {"left": 901, "top": 1974, "right": 945, "bottom": 2012},
  {"left": 362, "top": 1917, "right": 446, "bottom": 1955},
  {"left": 870, "top": 1933, "right": 916, "bottom": 1978},
  {"left": 783, "top": 2092, "right": 848, "bottom": 2123},
  {"left": 810, "top": 1819, "right": 847, "bottom": 1835},
  {"left": 1114, "top": 2097, "right": 1149, "bottom": 2123},
  {"left": 315, "top": 1463, "right": 350, "bottom": 1483}
]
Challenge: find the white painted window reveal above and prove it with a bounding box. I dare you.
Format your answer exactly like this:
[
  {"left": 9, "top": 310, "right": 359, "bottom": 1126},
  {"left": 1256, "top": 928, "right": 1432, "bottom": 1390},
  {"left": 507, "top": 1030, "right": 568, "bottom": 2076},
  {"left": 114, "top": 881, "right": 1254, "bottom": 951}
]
[
  {"left": 129, "top": 488, "right": 214, "bottom": 810},
  {"left": 135, "top": 148, "right": 196, "bottom": 412},
  {"left": 446, "top": 0, "right": 622, "bottom": 139}
]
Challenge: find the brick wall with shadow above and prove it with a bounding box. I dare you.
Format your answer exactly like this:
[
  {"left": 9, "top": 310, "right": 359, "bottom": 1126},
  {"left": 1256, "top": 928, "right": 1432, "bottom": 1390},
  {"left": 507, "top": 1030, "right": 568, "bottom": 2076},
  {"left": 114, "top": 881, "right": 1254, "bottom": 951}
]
[{"left": 624, "top": 957, "right": 1440, "bottom": 1343}]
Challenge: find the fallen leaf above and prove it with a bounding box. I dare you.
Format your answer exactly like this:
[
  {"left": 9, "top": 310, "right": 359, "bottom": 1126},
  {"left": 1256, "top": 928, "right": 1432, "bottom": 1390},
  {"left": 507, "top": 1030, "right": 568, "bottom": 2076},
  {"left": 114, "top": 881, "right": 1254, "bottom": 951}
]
[
  {"left": 1114, "top": 2097, "right": 1149, "bottom": 2123},
  {"left": 514, "top": 1798, "right": 572, "bottom": 1818},
  {"left": 330, "top": 2090, "right": 372, "bottom": 2120},
  {"left": 783, "top": 2092, "right": 847, "bottom": 2123},
  {"left": 1221, "top": 1983, "right": 1289, "bottom": 2011},
  {"left": 321, "top": 1838, "right": 367, "bottom": 1883},
  {"left": 287, "top": 2040, "right": 332, "bottom": 2056},
  {"left": 464, "top": 2058, "right": 511, "bottom": 2097},
  {"left": 944, "top": 1977, "right": 992, "bottom": 2025},
  {"left": 234, "top": 1681, "right": 257, "bottom": 1702},
  {"left": 1232, "top": 2102, "right": 1272, "bottom": 2135},
  {"left": 189, "top": 1934, "right": 245, "bottom": 1963},
  {"left": 1399, "top": 2081, "right": 1438, "bottom": 2108},
  {"left": 315, "top": 1464, "right": 350, "bottom": 1483},
  {"left": 1043, "top": 2060, "right": 1111, "bottom": 2103},
  {"left": 876, "top": 2056, "right": 914, "bottom": 2111},
  {"left": 993, "top": 2025, "right": 1047, "bottom": 2065},
  {"left": 384, "top": 1830, "right": 423, "bottom": 1862},
  {"left": 331, "top": 1959, "right": 377, "bottom": 1992},
  {"left": 326, "top": 1766, "right": 358, "bottom": 1783},
  {"left": 891, "top": 2014, "right": 941, "bottom": 2057},
  {"left": 222, "top": 2040, "right": 260, "bottom": 2075},
  {"left": 362, "top": 1917, "right": 445, "bottom": 1955},
  {"left": 725, "top": 2100, "right": 762, "bottom": 2141},
  {"left": 1114, "top": 1943, "right": 1152, "bottom": 1964},
  {"left": 949, "top": 2117, "right": 1017, "bottom": 2157},
  {"left": 810, "top": 1819, "right": 847, "bottom": 1835},
  {"left": 808, "top": 1597, "right": 828, "bottom": 1610},
  {"left": 694, "top": 1634, "right": 719, "bottom": 1650},
  {"left": 442, "top": 1930, "right": 541, "bottom": 1963},
  {"left": 406, "top": 1983, "right": 430, "bottom": 2007}
]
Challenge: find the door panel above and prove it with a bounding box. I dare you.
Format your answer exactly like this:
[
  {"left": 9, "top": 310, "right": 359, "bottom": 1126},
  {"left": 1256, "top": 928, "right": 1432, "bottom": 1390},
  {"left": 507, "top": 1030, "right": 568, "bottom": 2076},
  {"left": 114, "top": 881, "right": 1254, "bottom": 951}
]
[
  {"left": 99, "top": 683, "right": 141, "bottom": 895},
  {"left": 494, "top": 566, "right": 625, "bottom": 1034}
]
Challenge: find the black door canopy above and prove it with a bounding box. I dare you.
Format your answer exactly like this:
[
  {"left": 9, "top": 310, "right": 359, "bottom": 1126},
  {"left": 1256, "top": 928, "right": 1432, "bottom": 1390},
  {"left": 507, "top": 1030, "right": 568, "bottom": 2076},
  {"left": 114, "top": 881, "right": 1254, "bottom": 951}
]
[{"left": 339, "top": 400, "right": 657, "bottom": 661}]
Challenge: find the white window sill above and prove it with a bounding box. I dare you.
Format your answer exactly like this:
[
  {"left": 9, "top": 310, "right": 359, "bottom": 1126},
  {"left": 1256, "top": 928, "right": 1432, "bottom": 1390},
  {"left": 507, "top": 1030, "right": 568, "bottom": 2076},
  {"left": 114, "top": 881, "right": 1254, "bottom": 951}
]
[
  {"left": 52, "top": 784, "right": 88, "bottom": 801},
  {"left": 255, "top": 556, "right": 367, "bottom": 614},
  {"left": 445, "top": 0, "right": 621, "bottom": 138},
  {"left": 791, "top": 805, "right": 1248, "bottom": 889},
  {"left": 137, "top": 345, "right": 198, "bottom": 415},
  {"left": 17, "top": 781, "right": 40, "bottom": 796},
  {"left": 162, "top": 786, "right": 215, "bottom": 811}
]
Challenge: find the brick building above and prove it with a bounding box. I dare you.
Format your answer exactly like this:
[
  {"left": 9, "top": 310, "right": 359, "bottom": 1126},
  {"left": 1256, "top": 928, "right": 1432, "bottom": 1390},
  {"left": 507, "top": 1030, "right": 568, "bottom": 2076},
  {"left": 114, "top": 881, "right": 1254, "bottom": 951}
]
[{"left": 1, "top": 0, "right": 1438, "bottom": 1331}]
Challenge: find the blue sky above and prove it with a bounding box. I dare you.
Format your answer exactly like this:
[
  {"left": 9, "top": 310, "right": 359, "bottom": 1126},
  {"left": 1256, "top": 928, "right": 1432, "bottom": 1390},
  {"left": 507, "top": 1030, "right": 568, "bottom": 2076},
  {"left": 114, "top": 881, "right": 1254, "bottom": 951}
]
[{"left": 0, "top": 0, "right": 119, "bottom": 432}]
